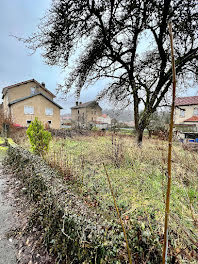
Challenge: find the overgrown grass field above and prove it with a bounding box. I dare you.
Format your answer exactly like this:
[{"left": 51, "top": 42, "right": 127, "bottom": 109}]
[
  {"left": 45, "top": 133, "right": 197, "bottom": 260},
  {"left": 18, "top": 131, "right": 197, "bottom": 262}
]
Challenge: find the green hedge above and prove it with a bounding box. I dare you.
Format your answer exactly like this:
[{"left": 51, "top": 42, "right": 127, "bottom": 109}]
[{"left": 5, "top": 145, "right": 163, "bottom": 263}]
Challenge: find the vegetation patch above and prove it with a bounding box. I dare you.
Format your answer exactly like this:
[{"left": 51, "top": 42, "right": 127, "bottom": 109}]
[
  {"left": 5, "top": 144, "right": 166, "bottom": 263},
  {"left": 45, "top": 134, "right": 198, "bottom": 263},
  {"left": 5, "top": 133, "right": 198, "bottom": 263},
  {"left": 0, "top": 137, "right": 17, "bottom": 160}
]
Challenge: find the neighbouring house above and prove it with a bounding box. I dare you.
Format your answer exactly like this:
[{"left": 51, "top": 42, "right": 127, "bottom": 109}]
[
  {"left": 95, "top": 114, "right": 112, "bottom": 129},
  {"left": 124, "top": 120, "right": 135, "bottom": 128},
  {"left": 71, "top": 101, "right": 102, "bottom": 129},
  {"left": 61, "top": 114, "right": 72, "bottom": 128},
  {"left": 2, "top": 79, "right": 62, "bottom": 129},
  {"left": 61, "top": 115, "right": 71, "bottom": 123},
  {"left": 175, "top": 96, "right": 198, "bottom": 131}
]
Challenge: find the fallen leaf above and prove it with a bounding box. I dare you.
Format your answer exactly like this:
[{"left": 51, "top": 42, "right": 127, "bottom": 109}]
[{"left": 26, "top": 238, "right": 31, "bottom": 246}]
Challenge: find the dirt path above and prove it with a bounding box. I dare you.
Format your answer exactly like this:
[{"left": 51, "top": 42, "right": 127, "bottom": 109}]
[{"left": 0, "top": 152, "right": 17, "bottom": 264}]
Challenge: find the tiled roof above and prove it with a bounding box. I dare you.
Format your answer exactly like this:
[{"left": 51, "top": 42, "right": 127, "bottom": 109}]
[
  {"left": 8, "top": 92, "right": 63, "bottom": 109},
  {"left": 184, "top": 116, "right": 198, "bottom": 122},
  {"left": 71, "top": 100, "right": 98, "bottom": 109},
  {"left": 175, "top": 96, "right": 198, "bottom": 106}
]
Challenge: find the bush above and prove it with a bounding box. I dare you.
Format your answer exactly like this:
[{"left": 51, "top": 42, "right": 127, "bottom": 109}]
[
  {"left": 91, "top": 126, "right": 99, "bottom": 131},
  {"left": 26, "top": 118, "right": 52, "bottom": 156}
]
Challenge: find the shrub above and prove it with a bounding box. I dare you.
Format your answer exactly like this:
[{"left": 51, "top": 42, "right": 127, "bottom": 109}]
[
  {"left": 91, "top": 126, "right": 99, "bottom": 131},
  {"left": 26, "top": 117, "right": 52, "bottom": 156}
]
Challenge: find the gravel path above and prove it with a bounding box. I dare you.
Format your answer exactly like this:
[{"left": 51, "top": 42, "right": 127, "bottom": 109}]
[{"left": 0, "top": 161, "right": 17, "bottom": 264}]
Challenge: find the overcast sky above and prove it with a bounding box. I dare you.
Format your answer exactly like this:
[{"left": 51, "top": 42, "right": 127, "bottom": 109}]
[
  {"left": 0, "top": 0, "right": 107, "bottom": 113},
  {"left": 0, "top": 0, "right": 197, "bottom": 114}
]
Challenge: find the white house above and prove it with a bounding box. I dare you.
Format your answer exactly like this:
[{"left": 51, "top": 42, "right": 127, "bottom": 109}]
[{"left": 95, "top": 114, "right": 112, "bottom": 129}]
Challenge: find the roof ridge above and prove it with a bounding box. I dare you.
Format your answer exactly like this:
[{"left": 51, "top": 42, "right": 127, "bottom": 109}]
[
  {"left": 2, "top": 79, "right": 55, "bottom": 98},
  {"left": 184, "top": 115, "right": 198, "bottom": 122},
  {"left": 175, "top": 96, "right": 198, "bottom": 106},
  {"left": 71, "top": 100, "right": 98, "bottom": 109},
  {"left": 9, "top": 92, "right": 62, "bottom": 109},
  {"left": 176, "top": 96, "right": 198, "bottom": 99}
]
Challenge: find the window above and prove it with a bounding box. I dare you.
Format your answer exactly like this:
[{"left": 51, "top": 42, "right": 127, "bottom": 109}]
[
  {"left": 48, "top": 120, "right": 52, "bottom": 124},
  {"left": 26, "top": 120, "right": 32, "bottom": 125},
  {"left": 45, "top": 108, "right": 53, "bottom": 116},
  {"left": 31, "top": 87, "right": 36, "bottom": 95},
  {"left": 24, "top": 106, "right": 34, "bottom": 115},
  {"left": 179, "top": 109, "right": 185, "bottom": 117},
  {"left": 193, "top": 108, "right": 198, "bottom": 116},
  {"left": 78, "top": 110, "right": 80, "bottom": 114}
]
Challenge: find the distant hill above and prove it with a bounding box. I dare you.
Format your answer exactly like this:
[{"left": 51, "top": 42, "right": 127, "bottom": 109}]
[{"left": 103, "top": 109, "right": 134, "bottom": 122}]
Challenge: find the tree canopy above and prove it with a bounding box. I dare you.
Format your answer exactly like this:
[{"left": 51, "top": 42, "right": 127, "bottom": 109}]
[{"left": 22, "top": 0, "right": 198, "bottom": 143}]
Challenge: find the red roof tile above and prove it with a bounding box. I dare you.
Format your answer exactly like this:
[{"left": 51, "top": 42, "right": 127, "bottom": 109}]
[
  {"left": 175, "top": 96, "right": 198, "bottom": 106},
  {"left": 184, "top": 116, "right": 198, "bottom": 122}
]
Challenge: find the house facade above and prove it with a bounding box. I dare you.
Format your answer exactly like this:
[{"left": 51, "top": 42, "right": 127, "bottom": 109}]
[
  {"left": 95, "top": 114, "right": 112, "bottom": 129},
  {"left": 2, "top": 79, "right": 62, "bottom": 129},
  {"left": 61, "top": 115, "right": 72, "bottom": 128},
  {"left": 175, "top": 96, "right": 198, "bottom": 129},
  {"left": 71, "top": 101, "right": 102, "bottom": 128}
]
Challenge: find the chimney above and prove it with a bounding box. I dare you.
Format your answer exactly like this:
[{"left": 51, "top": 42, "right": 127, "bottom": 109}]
[
  {"left": 76, "top": 101, "right": 78, "bottom": 106},
  {"left": 80, "top": 102, "right": 82, "bottom": 105},
  {"left": 41, "top": 82, "right": 45, "bottom": 87}
]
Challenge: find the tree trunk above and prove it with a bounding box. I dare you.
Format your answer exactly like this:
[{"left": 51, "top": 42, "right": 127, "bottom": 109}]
[
  {"left": 133, "top": 91, "right": 139, "bottom": 132},
  {"left": 136, "top": 128, "right": 144, "bottom": 146},
  {"left": 148, "top": 130, "right": 152, "bottom": 138}
]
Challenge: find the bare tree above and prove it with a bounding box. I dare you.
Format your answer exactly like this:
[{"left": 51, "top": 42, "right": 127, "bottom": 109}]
[{"left": 21, "top": 0, "right": 198, "bottom": 144}]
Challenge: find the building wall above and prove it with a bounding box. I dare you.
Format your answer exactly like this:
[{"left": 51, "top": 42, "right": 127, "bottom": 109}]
[
  {"left": 184, "top": 121, "right": 198, "bottom": 126},
  {"left": 96, "top": 115, "right": 111, "bottom": 124},
  {"left": 3, "top": 94, "right": 10, "bottom": 117},
  {"left": 175, "top": 105, "right": 198, "bottom": 124},
  {"left": 3, "top": 81, "right": 54, "bottom": 104},
  {"left": 10, "top": 95, "right": 60, "bottom": 129},
  {"left": 71, "top": 108, "right": 87, "bottom": 124},
  {"left": 86, "top": 106, "right": 102, "bottom": 122},
  {"left": 37, "top": 86, "right": 54, "bottom": 100},
  {"left": 71, "top": 104, "right": 102, "bottom": 127},
  {"left": 95, "top": 123, "right": 108, "bottom": 129}
]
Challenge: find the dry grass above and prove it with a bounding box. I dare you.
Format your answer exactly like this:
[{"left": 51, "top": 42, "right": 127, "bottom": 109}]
[{"left": 20, "top": 132, "right": 198, "bottom": 262}]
